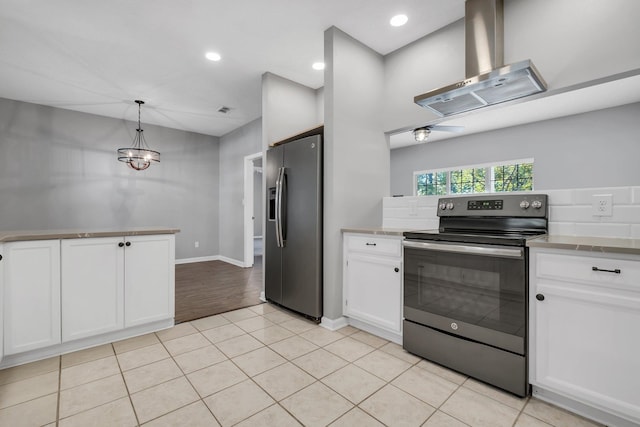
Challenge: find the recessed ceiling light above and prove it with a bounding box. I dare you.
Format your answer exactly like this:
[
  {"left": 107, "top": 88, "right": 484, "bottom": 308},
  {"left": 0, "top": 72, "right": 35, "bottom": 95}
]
[
  {"left": 390, "top": 14, "right": 408, "bottom": 27},
  {"left": 312, "top": 62, "right": 325, "bottom": 71},
  {"left": 205, "top": 52, "right": 221, "bottom": 61}
]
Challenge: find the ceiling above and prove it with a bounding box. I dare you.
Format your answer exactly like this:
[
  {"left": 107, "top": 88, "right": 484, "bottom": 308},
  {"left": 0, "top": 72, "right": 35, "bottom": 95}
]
[{"left": 0, "top": 0, "right": 465, "bottom": 137}]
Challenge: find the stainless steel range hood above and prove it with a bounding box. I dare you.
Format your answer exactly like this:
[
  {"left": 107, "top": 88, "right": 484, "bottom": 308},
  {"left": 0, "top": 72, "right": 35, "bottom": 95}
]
[{"left": 414, "top": 0, "right": 546, "bottom": 118}]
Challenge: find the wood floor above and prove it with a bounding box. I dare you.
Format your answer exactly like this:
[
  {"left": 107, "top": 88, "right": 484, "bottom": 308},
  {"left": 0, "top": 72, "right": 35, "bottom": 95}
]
[{"left": 174, "top": 256, "right": 263, "bottom": 323}]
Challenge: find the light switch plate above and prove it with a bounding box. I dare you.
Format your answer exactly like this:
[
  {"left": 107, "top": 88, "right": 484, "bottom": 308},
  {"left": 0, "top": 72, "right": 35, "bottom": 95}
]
[{"left": 592, "top": 194, "right": 613, "bottom": 216}]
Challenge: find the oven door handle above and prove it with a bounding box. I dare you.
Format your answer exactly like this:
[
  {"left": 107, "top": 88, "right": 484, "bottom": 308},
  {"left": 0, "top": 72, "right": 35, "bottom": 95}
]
[{"left": 403, "top": 240, "right": 523, "bottom": 258}]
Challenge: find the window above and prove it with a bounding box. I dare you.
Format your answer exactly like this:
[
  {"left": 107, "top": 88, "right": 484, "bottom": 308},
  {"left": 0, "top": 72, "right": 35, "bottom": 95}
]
[
  {"left": 414, "top": 159, "right": 534, "bottom": 196},
  {"left": 416, "top": 171, "right": 447, "bottom": 195}
]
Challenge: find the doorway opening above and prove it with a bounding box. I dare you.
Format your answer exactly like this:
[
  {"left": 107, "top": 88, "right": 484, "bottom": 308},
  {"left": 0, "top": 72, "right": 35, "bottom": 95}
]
[{"left": 244, "top": 151, "right": 264, "bottom": 268}]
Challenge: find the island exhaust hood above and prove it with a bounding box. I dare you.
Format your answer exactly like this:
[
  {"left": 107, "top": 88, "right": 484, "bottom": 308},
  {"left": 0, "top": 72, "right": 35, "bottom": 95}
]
[{"left": 414, "top": 0, "right": 546, "bottom": 117}]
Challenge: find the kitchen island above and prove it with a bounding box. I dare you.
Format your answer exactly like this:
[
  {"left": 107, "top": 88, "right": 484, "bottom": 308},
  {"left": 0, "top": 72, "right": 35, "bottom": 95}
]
[{"left": 0, "top": 227, "right": 179, "bottom": 368}]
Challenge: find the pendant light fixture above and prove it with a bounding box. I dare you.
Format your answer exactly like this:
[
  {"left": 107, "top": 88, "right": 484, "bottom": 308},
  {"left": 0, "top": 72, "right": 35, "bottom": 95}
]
[{"left": 117, "top": 100, "right": 160, "bottom": 171}]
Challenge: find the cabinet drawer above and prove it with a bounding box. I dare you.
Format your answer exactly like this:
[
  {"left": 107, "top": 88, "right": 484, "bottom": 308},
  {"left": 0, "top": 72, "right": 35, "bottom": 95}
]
[
  {"left": 536, "top": 252, "right": 640, "bottom": 290},
  {"left": 346, "top": 234, "right": 401, "bottom": 257}
]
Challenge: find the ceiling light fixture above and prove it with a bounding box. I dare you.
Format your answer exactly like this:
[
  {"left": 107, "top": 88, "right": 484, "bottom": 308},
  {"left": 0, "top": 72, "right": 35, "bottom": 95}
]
[
  {"left": 205, "top": 52, "right": 221, "bottom": 61},
  {"left": 413, "top": 126, "right": 431, "bottom": 142},
  {"left": 312, "top": 62, "right": 325, "bottom": 70},
  {"left": 390, "top": 14, "right": 408, "bottom": 27},
  {"left": 117, "top": 100, "right": 160, "bottom": 171}
]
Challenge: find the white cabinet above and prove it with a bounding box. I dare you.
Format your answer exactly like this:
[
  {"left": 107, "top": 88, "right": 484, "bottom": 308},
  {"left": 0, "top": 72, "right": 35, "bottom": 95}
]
[
  {"left": 343, "top": 233, "right": 403, "bottom": 340},
  {"left": 61, "top": 235, "right": 175, "bottom": 342},
  {"left": 3, "top": 240, "right": 61, "bottom": 355},
  {"left": 124, "top": 235, "right": 175, "bottom": 327},
  {"left": 61, "top": 237, "right": 125, "bottom": 342},
  {"left": 530, "top": 248, "right": 640, "bottom": 427}
]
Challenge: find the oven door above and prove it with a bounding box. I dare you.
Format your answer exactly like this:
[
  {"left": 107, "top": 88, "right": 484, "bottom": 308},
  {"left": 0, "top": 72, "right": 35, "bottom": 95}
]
[{"left": 403, "top": 240, "right": 527, "bottom": 355}]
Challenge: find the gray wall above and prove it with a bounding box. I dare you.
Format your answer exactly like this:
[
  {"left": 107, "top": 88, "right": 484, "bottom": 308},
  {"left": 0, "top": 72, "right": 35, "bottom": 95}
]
[
  {"left": 383, "top": 0, "right": 640, "bottom": 133},
  {"left": 261, "top": 73, "right": 323, "bottom": 146},
  {"left": 323, "top": 27, "right": 389, "bottom": 320},
  {"left": 0, "top": 97, "right": 220, "bottom": 260},
  {"left": 218, "top": 118, "right": 262, "bottom": 263},
  {"left": 390, "top": 103, "right": 640, "bottom": 196}
]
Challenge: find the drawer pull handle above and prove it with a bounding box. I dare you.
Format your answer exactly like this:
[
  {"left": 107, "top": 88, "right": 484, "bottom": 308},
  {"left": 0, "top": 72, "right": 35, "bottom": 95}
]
[
  {"left": 592, "top": 266, "right": 621, "bottom": 274},
  {"left": 366, "top": 243, "right": 377, "bottom": 246}
]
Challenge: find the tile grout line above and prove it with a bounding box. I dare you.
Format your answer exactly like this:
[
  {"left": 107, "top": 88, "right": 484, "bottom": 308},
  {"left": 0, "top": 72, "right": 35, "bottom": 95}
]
[
  {"left": 223, "top": 311, "right": 341, "bottom": 426},
  {"left": 157, "top": 325, "right": 225, "bottom": 426},
  {"left": 511, "top": 395, "right": 532, "bottom": 427},
  {"left": 112, "top": 341, "right": 142, "bottom": 427}
]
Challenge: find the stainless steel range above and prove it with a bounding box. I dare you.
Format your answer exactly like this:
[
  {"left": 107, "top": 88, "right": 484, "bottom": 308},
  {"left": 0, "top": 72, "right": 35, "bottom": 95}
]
[{"left": 402, "top": 194, "right": 548, "bottom": 396}]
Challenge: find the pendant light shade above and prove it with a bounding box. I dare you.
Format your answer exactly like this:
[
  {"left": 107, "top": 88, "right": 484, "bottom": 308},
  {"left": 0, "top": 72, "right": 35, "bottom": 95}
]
[{"left": 117, "top": 100, "right": 160, "bottom": 170}]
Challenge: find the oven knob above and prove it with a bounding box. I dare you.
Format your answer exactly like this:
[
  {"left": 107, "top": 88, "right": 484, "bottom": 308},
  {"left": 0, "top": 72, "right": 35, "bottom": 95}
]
[
  {"left": 519, "top": 200, "right": 530, "bottom": 209},
  {"left": 439, "top": 202, "right": 447, "bottom": 210},
  {"left": 531, "top": 200, "right": 543, "bottom": 209},
  {"left": 446, "top": 202, "right": 454, "bottom": 210}
]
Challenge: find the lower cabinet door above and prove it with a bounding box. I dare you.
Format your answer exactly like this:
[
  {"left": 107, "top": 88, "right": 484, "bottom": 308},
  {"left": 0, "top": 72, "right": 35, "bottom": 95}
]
[
  {"left": 61, "top": 237, "right": 124, "bottom": 342},
  {"left": 4, "top": 240, "right": 61, "bottom": 354},
  {"left": 532, "top": 280, "right": 640, "bottom": 422},
  {"left": 344, "top": 253, "right": 402, "bottom": 333},
  {"left": 124, "top": 235, "right": 175, "bottom": 327}
]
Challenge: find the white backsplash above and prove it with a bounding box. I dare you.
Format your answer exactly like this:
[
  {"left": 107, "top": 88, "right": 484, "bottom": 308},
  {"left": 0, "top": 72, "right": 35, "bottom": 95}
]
[{"left": 383, "top": 186, "right": 640, "bottom": 239}]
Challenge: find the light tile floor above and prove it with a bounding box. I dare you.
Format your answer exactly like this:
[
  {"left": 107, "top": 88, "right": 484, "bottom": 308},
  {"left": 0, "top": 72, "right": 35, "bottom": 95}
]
[{"left": 0, "top": 303, "right": 604, "bottom": 427}]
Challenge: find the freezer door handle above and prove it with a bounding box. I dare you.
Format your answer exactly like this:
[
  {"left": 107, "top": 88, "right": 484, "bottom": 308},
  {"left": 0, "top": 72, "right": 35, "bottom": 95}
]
[{"left": 275, "top": 166, "right": 286, "bottom": 247}]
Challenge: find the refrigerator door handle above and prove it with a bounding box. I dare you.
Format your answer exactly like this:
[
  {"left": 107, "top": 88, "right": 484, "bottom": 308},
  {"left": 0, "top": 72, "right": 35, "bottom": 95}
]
[{"left": 275, "top": 166, "right": 286, "bottom": 247}]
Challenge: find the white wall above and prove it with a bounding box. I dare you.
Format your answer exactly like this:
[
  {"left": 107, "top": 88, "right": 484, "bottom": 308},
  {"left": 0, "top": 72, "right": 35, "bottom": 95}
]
[
  {"left": 219, "top": 118, "right": 262, "bottom": 264},
  {"left": 383, "top": 0, "right": 640, "bottom": 133},
  {"left": 0, "top": 97, "right": 220, "bottom": 260},
  {"left": 323, "top": 27, "right": 389, "bottom": 320}
]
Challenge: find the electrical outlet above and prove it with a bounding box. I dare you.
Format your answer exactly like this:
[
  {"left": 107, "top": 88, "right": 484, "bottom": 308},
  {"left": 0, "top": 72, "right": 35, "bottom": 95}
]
[
  {"left": 194, "top": 241, "right": 200, "bottom": 248},
  {"left": 592, "top": 194, "right": 613, "bottom": 217}
]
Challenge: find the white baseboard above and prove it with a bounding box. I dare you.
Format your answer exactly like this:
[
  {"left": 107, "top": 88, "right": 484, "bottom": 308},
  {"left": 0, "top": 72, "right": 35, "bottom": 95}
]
[
  {"left": 175, "top": 255, "right": 220, "bottom": 265},
  {"left": 320, "top": 316, "right": 349, "bottom": 331},
  {"left": 218, "top": 256, "right": 248, "bottom": 268},
  {"left": 346, "top": 317, "right": 402, "bottom": 345},
  {"left": 260, "top": 291, "right": 266, "bottom": 302},
  {"left": 175, "top": 255, "right": 249, "bottom": 267},
  {"left": 0, "top": 318, "right": 174, "bottom": 370},
  {"left": 532, "top": 386, "right": 638, "bottom": 427}
]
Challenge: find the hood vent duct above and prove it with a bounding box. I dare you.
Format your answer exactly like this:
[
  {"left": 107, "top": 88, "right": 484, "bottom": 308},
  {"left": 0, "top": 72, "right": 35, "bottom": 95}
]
[{"left": 414, "top": 0, "right": 546, "bottom": 117}]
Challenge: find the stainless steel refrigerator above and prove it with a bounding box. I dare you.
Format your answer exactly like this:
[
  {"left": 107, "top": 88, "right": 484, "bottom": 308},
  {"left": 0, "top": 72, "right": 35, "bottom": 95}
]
[{"left": 265, "top": 128, "right": 322, "bottom": 321}]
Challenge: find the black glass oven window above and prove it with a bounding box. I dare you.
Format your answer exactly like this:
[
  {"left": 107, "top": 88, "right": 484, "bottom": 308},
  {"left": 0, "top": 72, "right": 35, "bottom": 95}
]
[{"left": 404, "top": 247, "right": 526, "bottom": 336}]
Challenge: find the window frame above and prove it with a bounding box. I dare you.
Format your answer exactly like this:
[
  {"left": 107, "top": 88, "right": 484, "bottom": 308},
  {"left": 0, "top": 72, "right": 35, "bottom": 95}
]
[{"left": 413, "top": 158, "right": 534, "bottom": 196}]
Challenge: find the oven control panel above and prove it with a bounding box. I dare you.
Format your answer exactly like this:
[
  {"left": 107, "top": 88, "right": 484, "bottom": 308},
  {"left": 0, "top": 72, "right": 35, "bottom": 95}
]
[
  {"left": 467, "top": 199, "right": 503, "bottom": 210},
  {"left": 437, "top": 194, "right": 547, "bottom": 217}
]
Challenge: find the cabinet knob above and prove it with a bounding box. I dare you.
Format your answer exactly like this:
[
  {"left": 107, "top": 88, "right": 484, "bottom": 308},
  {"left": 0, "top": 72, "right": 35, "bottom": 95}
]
[
  {"left": 0, "top": 254, "right": 2, "bottom": 261},
  {"left": 118, "top": 242, "right": 125, "bottom": 247},
  {"left": 125, "top": 241, "right": 131, "bottom": 247},
  {"left": 394, "top": 267, "right": 399, "bottom": 273},
  {"left": 536, "top": 293, "right": 545, "bottom": 301}
]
